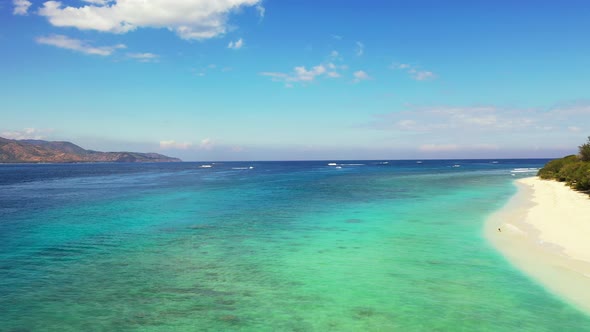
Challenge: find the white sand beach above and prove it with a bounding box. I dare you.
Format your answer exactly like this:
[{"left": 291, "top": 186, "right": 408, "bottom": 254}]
[{"left": 486, "top": 176, "right": 590, "bottom": 314}]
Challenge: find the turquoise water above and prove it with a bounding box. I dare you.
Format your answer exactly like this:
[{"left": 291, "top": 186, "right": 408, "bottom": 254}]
[{"left": 1, "top": 160, "right": 590, "bottom": 331}]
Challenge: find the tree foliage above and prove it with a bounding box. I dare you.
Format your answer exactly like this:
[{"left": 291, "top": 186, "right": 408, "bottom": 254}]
[
  {"left": 579, "top": 136, "right": 590, "bottom": 162},
  {"left": 538, "top": 137, "right": 590, "bottom": 192}
]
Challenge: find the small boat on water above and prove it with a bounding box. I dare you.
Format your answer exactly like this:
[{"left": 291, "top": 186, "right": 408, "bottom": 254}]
[
  {"left": 328, "top": 163, "right": 338, "bottom": 166},
  {"left": 199, "top": 164, "right": 213, "bottom": 168}
]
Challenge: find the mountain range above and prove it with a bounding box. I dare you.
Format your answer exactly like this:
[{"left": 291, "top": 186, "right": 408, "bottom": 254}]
[{"left": 0, "top": 137, "right": 181, "bottom": 163}]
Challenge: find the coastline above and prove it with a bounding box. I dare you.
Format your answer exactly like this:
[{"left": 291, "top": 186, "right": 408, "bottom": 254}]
[{"left": 486, "top": 176, "right": 590, "bottom": 314}]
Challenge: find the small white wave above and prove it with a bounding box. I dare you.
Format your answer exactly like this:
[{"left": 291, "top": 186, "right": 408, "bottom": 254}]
[{"left": 510, "top": 168, "right": 539, "bottom": 173}]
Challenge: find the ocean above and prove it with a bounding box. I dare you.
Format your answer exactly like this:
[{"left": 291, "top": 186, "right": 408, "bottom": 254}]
[{"left": 1, "top": 160, "right": 590, "bottom": 331}]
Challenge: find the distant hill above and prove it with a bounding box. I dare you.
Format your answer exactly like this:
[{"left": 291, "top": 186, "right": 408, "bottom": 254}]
[{"left": 0, "top": 137, "right": 181, "bottom": 163}]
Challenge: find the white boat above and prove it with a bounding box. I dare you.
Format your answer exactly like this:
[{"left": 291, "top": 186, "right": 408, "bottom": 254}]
[
  {"left": 328, "top": 163, "right": 338, "bottom": 166},
  {"left": 199, "top": 164, "right": 213, "bottom": 168}
]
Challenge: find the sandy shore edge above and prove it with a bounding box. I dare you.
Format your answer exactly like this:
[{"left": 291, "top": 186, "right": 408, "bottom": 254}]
[{"left": 486, "top": 176, "right": 590, "bottom": 314}]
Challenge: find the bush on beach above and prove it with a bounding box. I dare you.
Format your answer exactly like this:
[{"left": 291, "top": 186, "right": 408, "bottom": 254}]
[
  {"left": 580, "top": 137, "right": 590, "bottom": 162},
  {"left": 538, "top": 137, "right": 590, "bottom": 192}
]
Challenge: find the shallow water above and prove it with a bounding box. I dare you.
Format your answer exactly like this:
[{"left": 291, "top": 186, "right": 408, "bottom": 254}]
[{"left": 2, "top": 160, "right": 590, "bottom": 331}]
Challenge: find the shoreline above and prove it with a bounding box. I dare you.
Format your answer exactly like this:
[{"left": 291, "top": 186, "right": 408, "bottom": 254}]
[{"left": 486, "top": 176, "right": 590, "bottom": 314}]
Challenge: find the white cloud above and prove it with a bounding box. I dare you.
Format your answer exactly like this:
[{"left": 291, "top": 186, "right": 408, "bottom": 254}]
[
  {"left": 391, "top": 62, "right": 437, "bottom": 81},
  {"left": 13, "top": 0, "right": 31, "bottom": 15},
  {"left": 262, "top": 71, "right": 289, "bottom": 81},
  {"left": 38, "top": 0, "right": 261, "bottom": 40},
  {"left": 396, "top": 119, "right": 417, "bottom": 130},
  {"left": 127, "top": 52, "right": 159, "bottom": 62},
  {"left": 373, "top": 106, "right": 532, "bottom": 132},
  {"left": 199, "top": 138, "right": 215, "bottom": 150},
  {"left": 295, "top": 65, "right": 326, "bottom": 81},
  {"left": 408, "top": 69, "right": 435, "bottom": 81},
  {"left": 261, "top": 50, "right": 356, "bottom": 86},
  {"left": 473, "top": 144, "right": 500, "bottom": 150},
  {"left": 256, "top": 4, "right": 265, "bottom": 19},
  {"left": 36, "top": 34, "right": 126, "bottom": 56},
  {"left": 368, "top": 103, "right": 590, "bottom": 153},
  {"left": 192, "top": 64, "right": 232, "bottom": 77},
  {"left": 228, "top": 38, "right": 244, "bottom": 50},
  {"left": 2, "top": 128, "right": 53, "bottom": 140},
  {"left": 551, "top": 102, "right": 590, "bottom": 116},
  {"left": 353, "top": 70, "right": 370, "bottom": 83},
  {"left": 261, "top": 61, "right": 344, "bottom": 86},
  {"left": 82, "top": 0, "right": 112, "bottom": 4},
  {"left": 355, "top": 41, "right": 364, "bottom": 56},
  {"left": 160, "top": 140, "right": 193, "bottom": 150}
]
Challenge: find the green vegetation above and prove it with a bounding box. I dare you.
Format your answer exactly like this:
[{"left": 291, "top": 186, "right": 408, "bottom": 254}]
[
  {"left": 538, "top": 137, "right": 590, "bottom": 192},
  {"left": 580, "top": 137, "right": 590, "bottom": 162}
]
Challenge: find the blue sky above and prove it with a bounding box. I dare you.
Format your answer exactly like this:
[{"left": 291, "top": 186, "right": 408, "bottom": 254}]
[{"left": 1, "top": 0, "right": 589, "bottom": 160}]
